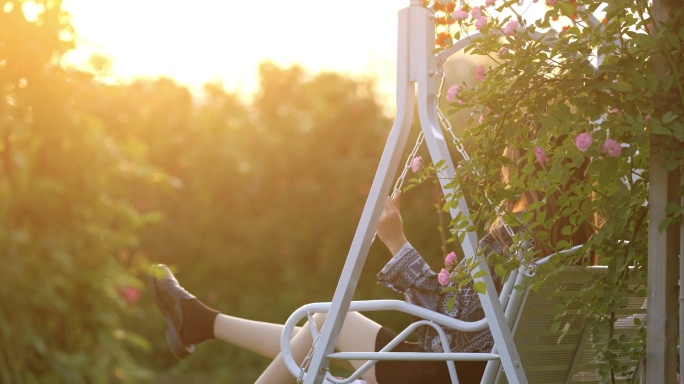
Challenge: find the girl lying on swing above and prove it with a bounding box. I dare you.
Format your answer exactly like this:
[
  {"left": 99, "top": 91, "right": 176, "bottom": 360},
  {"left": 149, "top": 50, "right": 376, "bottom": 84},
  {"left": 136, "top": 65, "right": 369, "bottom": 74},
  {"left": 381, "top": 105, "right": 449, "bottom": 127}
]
[{"left": 148, "top": 146, "right": 595, "bottom": 384}]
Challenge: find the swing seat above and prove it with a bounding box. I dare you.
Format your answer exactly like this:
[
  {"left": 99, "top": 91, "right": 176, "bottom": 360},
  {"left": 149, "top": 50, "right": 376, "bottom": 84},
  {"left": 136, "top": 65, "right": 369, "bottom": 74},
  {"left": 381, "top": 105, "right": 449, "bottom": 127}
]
[{"left": 281, "top": 250, "right": 646, "bottom": 384}]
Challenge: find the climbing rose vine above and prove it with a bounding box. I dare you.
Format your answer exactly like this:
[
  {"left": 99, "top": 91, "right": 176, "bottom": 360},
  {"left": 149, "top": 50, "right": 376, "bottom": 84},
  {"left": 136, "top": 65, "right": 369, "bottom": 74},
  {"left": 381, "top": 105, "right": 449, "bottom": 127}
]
[{"left": 423, "top": 0, "right": 683, "bottom": 381}]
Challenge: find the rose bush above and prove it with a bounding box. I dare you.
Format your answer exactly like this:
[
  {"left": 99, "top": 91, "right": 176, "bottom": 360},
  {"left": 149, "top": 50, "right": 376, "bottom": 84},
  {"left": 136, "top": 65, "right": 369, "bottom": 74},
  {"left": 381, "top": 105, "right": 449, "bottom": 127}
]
[{"left": 423, "top": 0, "right": 683, "bottom": 380}]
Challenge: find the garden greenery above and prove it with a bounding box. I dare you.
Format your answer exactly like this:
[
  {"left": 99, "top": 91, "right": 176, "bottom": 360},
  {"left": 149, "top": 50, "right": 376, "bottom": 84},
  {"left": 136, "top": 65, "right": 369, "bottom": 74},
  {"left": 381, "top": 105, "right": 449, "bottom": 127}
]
[{"left": 419, "top": 0, "right": 683, "bottom": 381}]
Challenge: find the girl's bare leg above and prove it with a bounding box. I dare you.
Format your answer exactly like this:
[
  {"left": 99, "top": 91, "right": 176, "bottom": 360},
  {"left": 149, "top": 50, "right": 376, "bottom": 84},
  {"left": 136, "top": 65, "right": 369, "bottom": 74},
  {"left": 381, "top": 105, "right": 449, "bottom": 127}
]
[
  {"left": 254, "top": 311, "right": 382, "bottom": 384},
  {"left": 213, "top": 314, "right": 302, "bottom": 359}
]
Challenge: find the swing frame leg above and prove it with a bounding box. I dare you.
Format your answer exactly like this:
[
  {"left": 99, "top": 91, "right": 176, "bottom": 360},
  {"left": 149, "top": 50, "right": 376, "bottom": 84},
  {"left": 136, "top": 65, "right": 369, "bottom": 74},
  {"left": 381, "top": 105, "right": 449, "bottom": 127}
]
[
  {"left": 302, "top": 6, "right": 415, "bottom": 383},
  {"left": 303, "top": 2, "right": 528, "bottom": 383}
]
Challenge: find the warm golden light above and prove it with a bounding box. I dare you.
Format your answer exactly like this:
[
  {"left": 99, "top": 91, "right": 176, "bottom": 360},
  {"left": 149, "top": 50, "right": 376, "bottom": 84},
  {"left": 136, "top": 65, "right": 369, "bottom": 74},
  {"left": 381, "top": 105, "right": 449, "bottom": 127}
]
[{"left": 62, "top": 0, "right": 403, "bottom": 99}]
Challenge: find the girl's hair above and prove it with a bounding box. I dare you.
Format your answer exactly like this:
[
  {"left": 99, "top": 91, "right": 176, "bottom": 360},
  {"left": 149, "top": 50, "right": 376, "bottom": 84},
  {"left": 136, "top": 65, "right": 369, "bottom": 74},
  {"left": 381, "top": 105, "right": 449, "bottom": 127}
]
[{"left": 489, "top": 145, "right": 598, "bottom": 265}]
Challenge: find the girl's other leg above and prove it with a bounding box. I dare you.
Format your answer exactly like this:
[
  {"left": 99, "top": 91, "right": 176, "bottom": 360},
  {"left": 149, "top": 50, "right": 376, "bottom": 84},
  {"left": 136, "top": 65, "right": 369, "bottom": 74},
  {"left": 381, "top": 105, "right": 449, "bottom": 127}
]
[{"left": 255, "top": 312, "right": 382, "bottom": 384}]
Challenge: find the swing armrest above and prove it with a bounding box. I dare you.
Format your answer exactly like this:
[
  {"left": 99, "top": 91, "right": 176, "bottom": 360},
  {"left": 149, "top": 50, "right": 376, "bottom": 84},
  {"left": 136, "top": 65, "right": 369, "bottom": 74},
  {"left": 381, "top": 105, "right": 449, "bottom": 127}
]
[{"left": 280, "top": 300, "right": 493, "bottom": 382}]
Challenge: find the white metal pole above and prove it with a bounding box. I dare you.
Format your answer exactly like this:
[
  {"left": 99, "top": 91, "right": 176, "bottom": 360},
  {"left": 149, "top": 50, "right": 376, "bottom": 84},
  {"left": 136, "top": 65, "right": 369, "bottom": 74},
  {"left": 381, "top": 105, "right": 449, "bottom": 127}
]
[
  {"left": 303, "top": 5, "right": 416, "bottom": 383},
  {"left": 411, "top": 5, "right": 527, "bottom": 383}
]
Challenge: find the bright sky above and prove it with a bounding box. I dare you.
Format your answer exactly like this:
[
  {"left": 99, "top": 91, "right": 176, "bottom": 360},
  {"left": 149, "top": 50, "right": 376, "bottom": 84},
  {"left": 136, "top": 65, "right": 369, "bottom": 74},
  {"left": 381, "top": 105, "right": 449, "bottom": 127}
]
[{"left": 62, "top": 0, "right": 404, "bottom": 103}]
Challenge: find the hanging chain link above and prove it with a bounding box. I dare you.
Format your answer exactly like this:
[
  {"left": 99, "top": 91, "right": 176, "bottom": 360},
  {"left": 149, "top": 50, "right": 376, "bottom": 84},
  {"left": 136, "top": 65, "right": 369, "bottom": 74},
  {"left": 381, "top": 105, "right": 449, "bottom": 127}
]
[
  {"left": 297, "top": 311, "right": 323, "bottom": 384},
  {"left": 297, "top": 334, "right": 320, "bottom": 383},
  {"left": 391, "top": 131, "right": 425, "bottom": 198},
  {"left": 434, "top": 69, "right": 516, "bottom": 239}
]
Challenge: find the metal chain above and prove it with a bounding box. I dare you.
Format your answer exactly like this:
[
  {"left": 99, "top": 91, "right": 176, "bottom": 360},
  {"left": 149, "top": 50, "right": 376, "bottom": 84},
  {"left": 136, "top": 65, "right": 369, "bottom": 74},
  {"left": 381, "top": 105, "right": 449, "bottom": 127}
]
[
  {"left": 391, "top": 131, "right": 425, "bottom": 198},
  {"left": 296, "top": 333, "right": 320, "bottom": 383},
  {"left": 435, "top": 69, "right": 516, "bottom": 238},
  {"left": 297, "top": 311, "right": 322, "bottom": 384}
]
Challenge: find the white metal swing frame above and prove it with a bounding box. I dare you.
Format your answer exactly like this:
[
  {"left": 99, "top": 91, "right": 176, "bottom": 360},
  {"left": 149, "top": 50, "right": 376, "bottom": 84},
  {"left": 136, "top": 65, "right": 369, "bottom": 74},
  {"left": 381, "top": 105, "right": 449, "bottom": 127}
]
[
  {"left": 279, "top": 1, "right": 632, "bottom": 383},
  {"left": 281, "top": 2, "right": 525, "bottom": 383}
]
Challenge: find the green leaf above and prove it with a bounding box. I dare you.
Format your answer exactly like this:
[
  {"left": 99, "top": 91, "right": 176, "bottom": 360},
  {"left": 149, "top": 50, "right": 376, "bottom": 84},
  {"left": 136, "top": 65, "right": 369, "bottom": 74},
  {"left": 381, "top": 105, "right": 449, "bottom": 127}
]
[
  {"left": 494, "top": 263, "right": 507, "bottom": 277},
  {"left": 658, "top": 217, "right": 674, "bottom": 233},
  {"left": 662, "top": 111, "right": 678, "bottom": 124},
  {"left": 558, "top": 2, "right": 574, "bottom": 17},
  {"left": 628, "top": 71, "right": 646, "bottom": 91},
  {"left": 665, "top": 202, "right": 681, "bottom": 215},
  {"left": 473, "top": 270, "right": 487, "bottom": 278},
  {"left": 473, "top": 281, "right": 487, "bottom": 294},
  {"left": 647, "top": 74, "right": 659, "bottom": 93},
  {"left": 662, "top": 74, "right": 674, "bottom": 92},
  {"left": 610, "top": 81, "right": 632, "bottom": 92}
]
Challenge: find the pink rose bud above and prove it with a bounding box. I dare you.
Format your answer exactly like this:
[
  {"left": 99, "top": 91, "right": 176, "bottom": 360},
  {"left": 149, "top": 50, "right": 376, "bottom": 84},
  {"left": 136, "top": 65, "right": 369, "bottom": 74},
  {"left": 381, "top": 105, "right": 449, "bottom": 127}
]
[
  {"left": 475, "top": 15, "right": 488, "bottom": 30},
  {"left": 445, "top": 251, "right": 457, "bottom": 266},
  {"left": 503, "top": 20, "right": 519, "bottom": 36},
  {"left": 476, "top": 65, "right": 485, "bottom": 81},
  {"left": 574, "top": 132, "right": 593, "bottom": 152},
  {"left": 645, "top": 114, "right": 651, "bottom": 121},
  {"left": 479, "top": 114, "right": 485, "bottom": 124},
  {"left": 546, "top": 0, "right": 558, "bottom": 5},
  {"left": 446, "top": 84, "right": 460, "bottom": 101},
  {"left": 411, "top": 156, "right": 423, "bottom": 172},
  {"left": 471, "top": 6, "right": 482, "bottom": 19},
  {"left": 534, "top": 146, "right": 549, "bottom": 164},
  {"left": 485, "top": 0, "right": 496, "bottom": 6},
  {"left": 602, "top": 139, "right": 623, "bottom": 157},
  {"left": 117, "top": 285, "right": 141, "bottom": 305},
  {"left": 452, "top": 10, "right": 469, "bottom": 21},
  {"left": 499, "top": 46, "right": 509, "bottom": 55},
  {"left": 438, "top": 268, "right": 451, "bottom": 286}
]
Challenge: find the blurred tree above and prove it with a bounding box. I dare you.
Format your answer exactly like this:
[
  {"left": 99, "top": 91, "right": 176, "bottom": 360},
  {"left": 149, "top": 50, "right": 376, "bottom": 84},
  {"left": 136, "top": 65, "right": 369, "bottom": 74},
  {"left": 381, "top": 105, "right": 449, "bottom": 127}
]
[
  {"left": 0, "top": 1, "right": 480, "bottom": 382},
  {"left": 0, "top": 1, "right": 158, "bottom": 382}
]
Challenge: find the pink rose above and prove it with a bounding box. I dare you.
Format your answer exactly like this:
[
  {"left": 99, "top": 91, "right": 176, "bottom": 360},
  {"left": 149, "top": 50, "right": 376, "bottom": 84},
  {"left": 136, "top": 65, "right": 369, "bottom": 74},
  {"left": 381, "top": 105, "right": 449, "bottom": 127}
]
[
  {"left": 476, "top": 65, "right": 485, "bottom": 81},
  {"left": 499, "top": 46, "right": 509, "bottom": 55},
  {"left": 438, "top": 268, "right": 451, "bottom": 286},
  {"left": 602, "top": 139, "right": 622, "bottom": 157},
  {"left": 646, "top": 23, "right": 653, "bottom": 33},
  {"left": 645, "top": 114, "right": 651, "bottom": 121},
  {"left": 471, "top": 6, "right": 482, "bottom": 19},
  {"left": 546, "top": 0, "right": 558, "bottom": 5},
  {"left": 534, "top": 146, "right": 549, "bottom": 164},
  {"left": 411, "top": 156, "right": 423, "bottom": 172},
  {"left": 479, "top": 114, "right": 485, "bottom": 124},
  {"left": 452, "top": 10, "right": 469, "bottom": 21},
  {"left": 445, "top": 251, "right": 457, "bottom": 266},
  {"left": 574, "top": 132, "right": 592, "bottom": 152},
  {"left": 475, "top": 15, "right": 488, "bottom": 30},
  {"left": 503, "top": 20, "right": 519, "bottom": 36},
  {"left": 446, "top": 84, "right": 460, "bottom": 102},
  {"left": 485, "top": 0, "right": 496, "bottom": 6},
  {"left": 117, "top": 285, "right": 141, "bottom": 305}
]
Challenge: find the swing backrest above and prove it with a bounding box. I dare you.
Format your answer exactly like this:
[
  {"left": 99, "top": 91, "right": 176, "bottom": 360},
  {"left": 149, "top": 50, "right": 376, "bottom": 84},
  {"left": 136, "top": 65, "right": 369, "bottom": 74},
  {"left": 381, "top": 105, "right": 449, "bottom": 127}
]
[{"left": 486, "top": 260, "right": 646, "bottom": 384}]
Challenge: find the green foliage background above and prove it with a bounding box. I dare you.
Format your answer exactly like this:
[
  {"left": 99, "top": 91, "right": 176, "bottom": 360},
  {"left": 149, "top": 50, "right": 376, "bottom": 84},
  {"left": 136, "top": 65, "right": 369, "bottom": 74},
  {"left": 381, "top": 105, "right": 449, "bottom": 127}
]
[{"left": 0, "top": 1, "right": 479, "bottom": 382}]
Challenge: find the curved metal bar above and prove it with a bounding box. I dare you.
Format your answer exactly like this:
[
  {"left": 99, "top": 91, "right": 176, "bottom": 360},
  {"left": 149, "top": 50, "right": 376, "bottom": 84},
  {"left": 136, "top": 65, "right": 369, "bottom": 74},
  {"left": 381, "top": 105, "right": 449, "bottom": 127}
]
[{"left": 280, "top": 299, "right": 496, "bottom": 380}]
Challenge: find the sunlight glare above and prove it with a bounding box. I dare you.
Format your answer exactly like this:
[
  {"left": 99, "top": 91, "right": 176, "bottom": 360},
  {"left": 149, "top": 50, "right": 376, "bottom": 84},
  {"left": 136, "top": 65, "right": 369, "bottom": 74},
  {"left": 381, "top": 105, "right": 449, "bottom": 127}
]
[{"left": 62, "top": 0, "right": 402, "bottom": 100}]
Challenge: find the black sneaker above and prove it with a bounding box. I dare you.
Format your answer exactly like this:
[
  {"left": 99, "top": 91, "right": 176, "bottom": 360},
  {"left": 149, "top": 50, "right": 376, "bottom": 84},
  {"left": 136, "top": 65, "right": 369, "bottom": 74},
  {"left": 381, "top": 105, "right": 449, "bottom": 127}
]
[{"left": 148, "top": 264, "right": 196, "bottom": 359}]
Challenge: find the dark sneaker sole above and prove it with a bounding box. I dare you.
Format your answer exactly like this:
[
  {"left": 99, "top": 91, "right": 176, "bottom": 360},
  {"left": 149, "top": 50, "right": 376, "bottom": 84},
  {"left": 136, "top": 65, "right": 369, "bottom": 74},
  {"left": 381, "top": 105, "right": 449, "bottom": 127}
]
[{"left": 148, "top": 266, "right": 195, "bottom": 360}]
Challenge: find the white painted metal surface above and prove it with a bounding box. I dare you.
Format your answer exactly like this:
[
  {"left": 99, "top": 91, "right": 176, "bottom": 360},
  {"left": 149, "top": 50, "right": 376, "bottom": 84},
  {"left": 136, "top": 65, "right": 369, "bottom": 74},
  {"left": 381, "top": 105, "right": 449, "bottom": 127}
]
[
  {"left": 284, "top": 1, "right": 647, "bottom": 383},
  {"left": 296, "top": 2, "right": 527, "bottom": 383}
]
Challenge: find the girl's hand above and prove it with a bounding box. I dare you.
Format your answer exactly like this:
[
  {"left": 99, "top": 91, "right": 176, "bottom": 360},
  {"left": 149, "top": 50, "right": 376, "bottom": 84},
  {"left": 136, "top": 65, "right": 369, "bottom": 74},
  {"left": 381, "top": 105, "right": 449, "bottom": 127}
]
[{"left": 376, "top": 193, "right": 408, "bottom": 256}]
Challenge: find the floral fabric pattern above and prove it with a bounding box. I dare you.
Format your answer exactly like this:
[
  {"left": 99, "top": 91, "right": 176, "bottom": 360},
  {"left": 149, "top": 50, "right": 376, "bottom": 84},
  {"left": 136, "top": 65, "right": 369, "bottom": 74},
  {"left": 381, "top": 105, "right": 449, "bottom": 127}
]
[{"left": 376, "top": 233, "right": 507, "bottom": 353}]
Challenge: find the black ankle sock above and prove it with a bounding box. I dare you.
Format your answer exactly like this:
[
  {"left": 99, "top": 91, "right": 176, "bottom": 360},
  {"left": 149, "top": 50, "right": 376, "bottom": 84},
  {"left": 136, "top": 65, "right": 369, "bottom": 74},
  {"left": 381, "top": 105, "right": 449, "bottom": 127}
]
[{"left": 179, "top": 298, "right": 220, "bottom": 344}]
